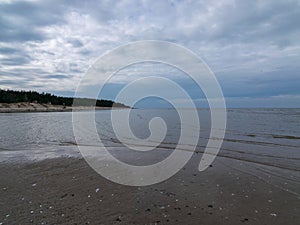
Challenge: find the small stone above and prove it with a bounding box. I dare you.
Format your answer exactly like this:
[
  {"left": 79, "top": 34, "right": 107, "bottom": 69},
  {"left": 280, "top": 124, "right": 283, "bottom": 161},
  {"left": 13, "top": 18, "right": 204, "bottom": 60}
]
[
  {"left": 270, "top": 213, "right": 277, "bottom": 217},
  {"left": 61, "top": 193, "right": 67, "bottom": 198},
  {"left": 95, "top": 188, "right": 100, "bottom": 193}
]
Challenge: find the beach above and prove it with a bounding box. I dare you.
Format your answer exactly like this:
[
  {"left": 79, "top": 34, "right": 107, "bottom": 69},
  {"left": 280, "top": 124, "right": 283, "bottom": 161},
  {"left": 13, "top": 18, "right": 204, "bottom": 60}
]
[
  {"left": 0, "top": 155, "right": 299, "bottom": 225},
  {"left": 0, "top": 109, "right": 299, "bottom": 224}
]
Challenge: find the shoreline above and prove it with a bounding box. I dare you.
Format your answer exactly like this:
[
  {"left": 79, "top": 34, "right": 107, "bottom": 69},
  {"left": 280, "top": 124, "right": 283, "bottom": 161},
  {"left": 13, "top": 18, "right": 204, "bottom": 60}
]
[{"left": 0, "top": 102, "right": 128, "bottom": 113}]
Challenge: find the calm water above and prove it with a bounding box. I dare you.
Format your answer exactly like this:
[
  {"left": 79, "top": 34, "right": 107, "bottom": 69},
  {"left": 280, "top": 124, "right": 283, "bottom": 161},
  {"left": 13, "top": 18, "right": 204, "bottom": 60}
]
[{"left": 0, "top": 108, "right": 299, "bottom": 195}]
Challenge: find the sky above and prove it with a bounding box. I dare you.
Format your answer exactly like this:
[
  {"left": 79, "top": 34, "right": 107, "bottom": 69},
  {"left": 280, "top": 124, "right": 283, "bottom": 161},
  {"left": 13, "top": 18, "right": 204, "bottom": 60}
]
[{"left": 0, "top": 0, "right": 300, "bottom": 108}]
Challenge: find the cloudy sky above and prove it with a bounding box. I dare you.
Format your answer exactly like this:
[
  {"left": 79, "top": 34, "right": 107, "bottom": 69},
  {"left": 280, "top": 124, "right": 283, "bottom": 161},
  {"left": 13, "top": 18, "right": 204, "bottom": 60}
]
[{"left": 0, "top": 0, "right": 300, "bottom": 107}]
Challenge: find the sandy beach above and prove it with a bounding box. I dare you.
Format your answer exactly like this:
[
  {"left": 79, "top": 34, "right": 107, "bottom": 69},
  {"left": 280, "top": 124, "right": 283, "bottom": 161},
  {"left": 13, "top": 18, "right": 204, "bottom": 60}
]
[
  {"left": 0, "top": 154, "right": 299, "bottom": 225},
  {"left": 0, "top": 103, "right": 119, "bottom": 113}
]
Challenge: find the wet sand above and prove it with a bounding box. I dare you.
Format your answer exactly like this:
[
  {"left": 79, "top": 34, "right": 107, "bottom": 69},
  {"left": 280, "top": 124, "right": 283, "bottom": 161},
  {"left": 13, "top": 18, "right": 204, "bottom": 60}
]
[{"left": 0, "top": 154, "right": 299, "bottom": 225}]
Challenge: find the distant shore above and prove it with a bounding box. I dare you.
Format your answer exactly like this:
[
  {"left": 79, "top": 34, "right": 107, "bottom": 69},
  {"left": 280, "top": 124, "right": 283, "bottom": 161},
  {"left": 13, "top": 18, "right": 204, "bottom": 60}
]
[{"left": 0, "top": 102, "right": 126, "bottom": 113}]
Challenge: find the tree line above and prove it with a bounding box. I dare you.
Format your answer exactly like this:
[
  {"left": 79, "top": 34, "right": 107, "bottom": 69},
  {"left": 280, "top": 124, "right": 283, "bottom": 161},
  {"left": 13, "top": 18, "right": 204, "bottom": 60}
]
[{"left": 0, "top": 89, "right": 129, "bottom": 108}]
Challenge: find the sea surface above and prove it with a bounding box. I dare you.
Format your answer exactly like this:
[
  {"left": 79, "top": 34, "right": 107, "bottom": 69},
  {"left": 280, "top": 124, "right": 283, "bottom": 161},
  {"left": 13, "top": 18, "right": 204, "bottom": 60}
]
[{"left": 0, "top": 108, "right": 299, "bottom": 196}]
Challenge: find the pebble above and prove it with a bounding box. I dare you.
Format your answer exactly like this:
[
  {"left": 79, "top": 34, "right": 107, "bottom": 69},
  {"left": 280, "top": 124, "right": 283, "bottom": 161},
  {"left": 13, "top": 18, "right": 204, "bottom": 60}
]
[
  {"left": 270, "top": 213, "right": 277, "bottom": 217},
  {"left": 95, "top": 188, "right": 100, "bottom": 193},
  {"left": 241, "top": 218, "right": 249, "bottom": 222},
  {"left": 32, "top": 183, "right": 37, "bottom": 187}
]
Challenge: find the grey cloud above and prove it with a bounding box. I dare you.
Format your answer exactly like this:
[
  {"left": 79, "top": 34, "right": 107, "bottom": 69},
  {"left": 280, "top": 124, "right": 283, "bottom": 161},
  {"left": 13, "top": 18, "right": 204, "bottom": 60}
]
[
  {"left": 1, "top": 56, "right": 31, "bottom": 66},
  {"left": 0, "top": 0, "right": 67, "bottom": 42},
  {"left": 0, "top": 47, "right": 20, "bottom": 54},
  {"left": 68, "top": 39, "right": 83, "bottom": 48},
  {"left": 0, "top": 46, "right": 32, "bottom": 66},
  {"left": 44, "top": 74, "right": 70, "bottom": 79},
  {"left": 207, "top": 1, "right": 300, "bottom": 46},
  {"left": 0, "top": 80, "right": 26, "bottom": 85},
  {"left": 0, "top": 24, "right": 46, "bottom": 42}
]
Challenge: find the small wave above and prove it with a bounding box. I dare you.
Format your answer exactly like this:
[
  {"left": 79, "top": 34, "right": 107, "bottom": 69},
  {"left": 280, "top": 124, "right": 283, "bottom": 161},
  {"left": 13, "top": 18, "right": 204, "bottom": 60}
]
[
  {"left": 272, "top": 135, "right": 300, "bottom": 140},
  {"left": 223, "top": 138, "right": 299, "bottom": 148}
]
